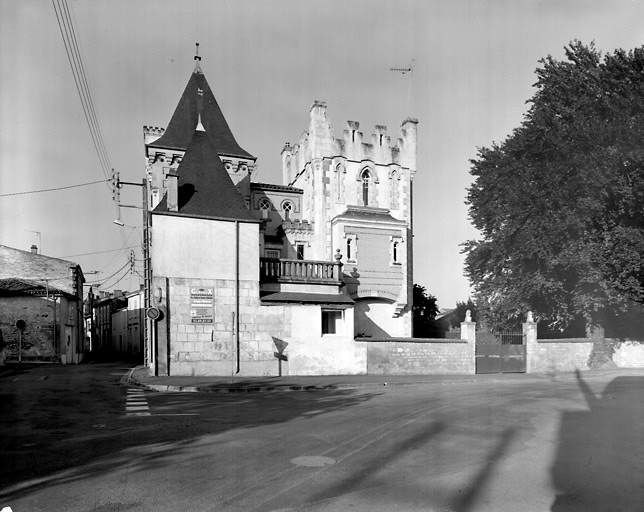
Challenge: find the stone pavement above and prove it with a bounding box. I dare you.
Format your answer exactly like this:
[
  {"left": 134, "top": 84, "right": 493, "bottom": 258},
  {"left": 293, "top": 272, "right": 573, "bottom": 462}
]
[{"left": 125, "top": 365, "right": 586, "bottom": 393}]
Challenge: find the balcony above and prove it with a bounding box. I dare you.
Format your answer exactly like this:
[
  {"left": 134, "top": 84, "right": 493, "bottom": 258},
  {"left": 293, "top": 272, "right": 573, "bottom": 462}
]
[{"left": 260, "top": 258, "right": 343, "bottom": 285}]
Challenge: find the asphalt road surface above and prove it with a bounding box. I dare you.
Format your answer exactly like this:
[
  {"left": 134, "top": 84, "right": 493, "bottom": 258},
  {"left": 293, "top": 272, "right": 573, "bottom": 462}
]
[{"left": 1, "top": 363, "right": 643, "bottom": 512}]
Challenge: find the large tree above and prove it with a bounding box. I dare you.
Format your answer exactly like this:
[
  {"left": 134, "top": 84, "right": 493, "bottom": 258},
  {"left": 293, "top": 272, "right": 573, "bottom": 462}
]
[{"left": 464, "top": 41, "right": 644, "bottom": 331}]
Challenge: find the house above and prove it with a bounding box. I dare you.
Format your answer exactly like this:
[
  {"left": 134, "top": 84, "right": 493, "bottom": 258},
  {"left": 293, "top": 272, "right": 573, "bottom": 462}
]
[
  {"left": 111, "top": 289, "right": 145, "bottom": 361},
  {"left": 141, "top": 51, "right": 416, "bottom": 376},
  {"left": 0, "top": 245, "right": 85, "bottom": 363}
]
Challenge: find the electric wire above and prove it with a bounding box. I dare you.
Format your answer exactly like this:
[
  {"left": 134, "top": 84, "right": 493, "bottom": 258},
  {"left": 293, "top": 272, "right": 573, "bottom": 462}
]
[
  {"left": 59, "top": 245, "right": 139, "bottom": 258},
  {"left": 87, "top": 260, "right": 130, "bottom": 286},
  {"left": 61, "top": 0, "right": 112, "bottom": 176},
  {"left": 0, "top": 179, "right": 108, "bottom": 197},
  {"left": 51, "top": 0, "right": 114, "bottom": 204}
]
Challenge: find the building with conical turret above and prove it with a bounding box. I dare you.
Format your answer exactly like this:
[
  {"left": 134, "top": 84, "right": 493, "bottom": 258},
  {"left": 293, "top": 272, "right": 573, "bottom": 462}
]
[{"left": 143, "top": 49, "right": 416, "bottom": 376}]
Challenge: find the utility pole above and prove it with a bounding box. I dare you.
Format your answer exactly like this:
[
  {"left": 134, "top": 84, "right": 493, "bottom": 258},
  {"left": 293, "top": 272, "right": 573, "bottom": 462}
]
[{"left": 112, "top": 173, "right": 152, "bottom": 367}]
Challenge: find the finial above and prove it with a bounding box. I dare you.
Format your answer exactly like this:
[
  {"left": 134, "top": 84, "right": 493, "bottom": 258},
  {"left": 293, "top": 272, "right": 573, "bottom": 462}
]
[{"left": 193, "top": 43, "right": 202, "bottom": 73}]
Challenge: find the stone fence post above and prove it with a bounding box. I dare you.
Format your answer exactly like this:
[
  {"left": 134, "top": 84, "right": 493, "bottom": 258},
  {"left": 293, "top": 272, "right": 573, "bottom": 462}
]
[
  {"left": 461, "top": 310, "right": 477, "bottom": 374},
  {"left": 523, "top": 311, "right": 537, "bottom": 373}
]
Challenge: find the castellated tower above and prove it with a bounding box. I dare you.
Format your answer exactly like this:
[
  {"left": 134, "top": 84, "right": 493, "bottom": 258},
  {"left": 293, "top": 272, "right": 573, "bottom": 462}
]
[{"left": 282, "top": 101, "right": 418, "bottom": 338}]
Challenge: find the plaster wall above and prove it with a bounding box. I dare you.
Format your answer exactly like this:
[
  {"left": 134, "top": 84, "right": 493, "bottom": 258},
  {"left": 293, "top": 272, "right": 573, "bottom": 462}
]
[
  {"left": 152, "top": 215, "right": 259, "bottom": 280},
  {"left": 288, "top": 305, "right": 365, "bottom": 375},
  {"left": 354, "top": 299, "right": 408, "bottom": 338}
]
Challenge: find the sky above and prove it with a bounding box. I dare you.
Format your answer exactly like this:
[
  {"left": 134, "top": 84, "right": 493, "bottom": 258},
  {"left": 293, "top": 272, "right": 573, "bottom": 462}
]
[{"left": 1, "top": 0, "right": 644, "bottom": 309}]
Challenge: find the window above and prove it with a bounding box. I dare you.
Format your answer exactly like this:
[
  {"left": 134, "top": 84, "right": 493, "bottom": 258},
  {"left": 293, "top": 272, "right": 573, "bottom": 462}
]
[
  {"left": 345, "top": 234, "right": 357, "bottom": 263},
  {"left": 265, "top": 249, "right": 280, "bottom": 259},
  {"left": 296, "top": 243, "right": 305, "bottom": 260},
  {"left": 282, "top": 201, "right": 293, "bottom": 220},
  {"left": 259, "top": 198, "right": 271, "bottom": 219},
  {"left": 322, "top": 309, "right": 344, "bottom": 335},
  {"left": 390, "top": 171, "right": 399, "bottom": 209},
  {"left": 391, "top": 237, "right": 402, "bottom": 265},
  {"left": 361, "top": 170, "right": 371, "bottom": 206}
]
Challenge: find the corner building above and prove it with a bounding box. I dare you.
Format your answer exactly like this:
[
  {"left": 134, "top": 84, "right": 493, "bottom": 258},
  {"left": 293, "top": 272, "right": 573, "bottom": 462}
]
[{"left": 143, "top": 54, "right": 416, "bottom": 376}]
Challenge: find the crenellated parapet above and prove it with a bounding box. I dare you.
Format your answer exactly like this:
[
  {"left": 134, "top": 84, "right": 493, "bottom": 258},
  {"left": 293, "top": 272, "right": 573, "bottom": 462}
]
[{"left": 282, "top": 102, "right": 417, "bottom": 187}]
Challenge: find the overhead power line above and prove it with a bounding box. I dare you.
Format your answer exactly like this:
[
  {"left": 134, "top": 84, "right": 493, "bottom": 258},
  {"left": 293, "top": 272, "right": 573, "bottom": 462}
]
[
  {"left": 0, "top": 179, "right": 108, "bottom": 197},
  {"left": 51, "top": 0, "right": 113, "bottom": 190},
  {"left": 59, "top": 245, "right": 139, "bottom": 259}
]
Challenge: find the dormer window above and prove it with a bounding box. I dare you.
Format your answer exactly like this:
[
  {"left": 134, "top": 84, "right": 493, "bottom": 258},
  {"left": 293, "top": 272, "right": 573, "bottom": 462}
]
[
  {"left": 282, "top": 201, "right": 293, "bottom": 220},
  {"left": 259, "top": 198, "right": 271, "bottom": 219}
]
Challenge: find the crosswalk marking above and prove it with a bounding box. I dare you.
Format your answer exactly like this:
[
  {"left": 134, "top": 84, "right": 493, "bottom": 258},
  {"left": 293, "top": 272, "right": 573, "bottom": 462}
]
[{"left": 126, "top": 388, "right": 150, "bottom": 417}]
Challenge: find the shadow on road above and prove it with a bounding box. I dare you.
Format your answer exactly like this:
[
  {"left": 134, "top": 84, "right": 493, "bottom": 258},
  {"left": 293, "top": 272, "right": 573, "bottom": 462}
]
[
  {"left": 550, "top": 370, "right": 644, "bottom": 511},
  {"left": 0, "top": 363, "right": 381, "bottom": 502}
]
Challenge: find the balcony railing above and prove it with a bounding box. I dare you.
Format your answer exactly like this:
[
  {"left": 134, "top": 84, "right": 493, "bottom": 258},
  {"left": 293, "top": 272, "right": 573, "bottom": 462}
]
[{"left": 260, "top": 258, "right": 343, "bottom": 284}]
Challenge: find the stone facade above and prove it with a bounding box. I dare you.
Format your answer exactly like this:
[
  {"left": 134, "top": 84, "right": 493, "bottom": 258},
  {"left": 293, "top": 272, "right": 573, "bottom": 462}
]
[
  {"left": 0, "top": 245, "right": 85, "bottom": 364},
  {"left": 282, "top": 101, "right": 417, "bottom": 337},
  {"left": 366, "top": 339, "right": 472, "bottom": 375}
]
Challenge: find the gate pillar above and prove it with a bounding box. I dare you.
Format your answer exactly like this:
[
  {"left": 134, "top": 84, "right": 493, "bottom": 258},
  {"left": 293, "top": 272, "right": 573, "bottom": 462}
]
[
  {"left": 523, "top": 311, "right": 537, "bottom": 373},
  {"left": 460, "top": 310, "right": 476, "bottom": 374}
]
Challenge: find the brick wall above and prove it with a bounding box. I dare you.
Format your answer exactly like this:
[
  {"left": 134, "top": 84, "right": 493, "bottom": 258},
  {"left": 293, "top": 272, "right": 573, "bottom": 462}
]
[{"left": 365, "top": 338, "right": 474, "bottom": 375}]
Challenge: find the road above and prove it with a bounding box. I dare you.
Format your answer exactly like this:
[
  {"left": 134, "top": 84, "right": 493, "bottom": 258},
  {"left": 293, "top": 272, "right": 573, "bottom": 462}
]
[{"left": 1, "top": 363, "right": 643, "bottom": 512}]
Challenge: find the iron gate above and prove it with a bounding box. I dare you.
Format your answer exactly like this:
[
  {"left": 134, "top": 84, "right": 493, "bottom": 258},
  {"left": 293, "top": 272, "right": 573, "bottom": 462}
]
[{"left": 476, "top": 331, "right": 526, "bottom": 374}]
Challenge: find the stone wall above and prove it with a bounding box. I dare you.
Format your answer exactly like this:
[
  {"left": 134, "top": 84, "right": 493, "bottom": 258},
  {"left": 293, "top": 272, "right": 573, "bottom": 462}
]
[
  {"left": 528, "top": 339, "right": 595, "bottom": 373},
  {"left": 166, "top": 277, "right": 290, "bottom": 376},
  {"left": 524, "top": 316, "right": 644, "bottom": 373},
  {"left": 609, "top": 340, "right": 644, "bottom": 368},
  {"left": 365, "top": 338, "right": 474, "bottom": 375},
  {"left": 0, "top": 295, "right": 60, "bottom": 361}
]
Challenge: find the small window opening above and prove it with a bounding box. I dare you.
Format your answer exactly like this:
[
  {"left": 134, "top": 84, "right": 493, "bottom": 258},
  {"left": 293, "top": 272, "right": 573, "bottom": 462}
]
[{"left": 322, "top": 310, "right": 344, "bottom": 335}]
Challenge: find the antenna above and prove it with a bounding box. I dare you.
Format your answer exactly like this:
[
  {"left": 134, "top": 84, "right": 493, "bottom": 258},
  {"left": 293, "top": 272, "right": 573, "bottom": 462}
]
[
  {"left": 390, "top": 59, "right": 415, "bottom": 115},
  {"left": 24, "top": 229, "right": 41, "bottom": 253}
]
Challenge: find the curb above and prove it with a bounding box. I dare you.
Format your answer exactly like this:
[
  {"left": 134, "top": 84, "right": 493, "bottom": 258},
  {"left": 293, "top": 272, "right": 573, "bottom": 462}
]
[{"left": 125, "top": 373, "right": 553, "bottom": 394}]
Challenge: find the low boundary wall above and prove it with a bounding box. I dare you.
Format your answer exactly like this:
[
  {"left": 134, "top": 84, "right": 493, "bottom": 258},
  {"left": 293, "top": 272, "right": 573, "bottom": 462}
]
[
  {"left": 524, "top": 316, "right": 644, "bottom": 373},
  {"left": 361, "top": 337, "right": 475, "bottom": 375}
]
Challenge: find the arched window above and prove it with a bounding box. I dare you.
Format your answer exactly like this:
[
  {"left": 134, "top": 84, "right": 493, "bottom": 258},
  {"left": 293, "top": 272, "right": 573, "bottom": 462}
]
[
  {"left": 361, "top": 170, "right": 371, "bottom": 206},
  {"left": 282, "top": 201, "right": 293, "bottom": 220}
]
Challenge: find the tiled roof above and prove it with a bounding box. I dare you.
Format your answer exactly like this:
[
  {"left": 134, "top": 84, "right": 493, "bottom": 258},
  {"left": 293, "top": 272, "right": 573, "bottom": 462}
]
[
  {"left": 0, "top": 278, "right": 73, "bottom": 298},
  {"left": 148, "top": 70, "right": 254, "bottom": 160},
  {"left": 0, "top": 245, "right": 82, "bottom": 296},
  {"left": 153, "top": 129, "right": 257, "bottom": 222}
]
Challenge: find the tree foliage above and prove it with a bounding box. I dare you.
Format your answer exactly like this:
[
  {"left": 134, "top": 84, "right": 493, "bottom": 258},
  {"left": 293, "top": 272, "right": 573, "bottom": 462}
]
[
  {"left": 464, "top": 41, "right": 644, "bottom": 331},
  {"left": 412, "top": 284, "right": 440, "bottom": 337}
]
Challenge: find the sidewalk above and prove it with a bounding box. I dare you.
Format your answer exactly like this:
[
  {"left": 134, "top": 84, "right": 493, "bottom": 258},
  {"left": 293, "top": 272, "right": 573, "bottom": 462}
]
[{"left": 126, "top": 365, "right": 568, "bottom": 393}]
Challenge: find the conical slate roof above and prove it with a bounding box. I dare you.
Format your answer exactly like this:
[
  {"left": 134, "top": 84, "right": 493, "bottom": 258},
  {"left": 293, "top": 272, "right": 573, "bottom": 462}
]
[
  {"left": 153, "top": 129, "right": 256, "bottom": 222},
  {"left": 149, "top": 69, "right": 254, "bottom": 160}
]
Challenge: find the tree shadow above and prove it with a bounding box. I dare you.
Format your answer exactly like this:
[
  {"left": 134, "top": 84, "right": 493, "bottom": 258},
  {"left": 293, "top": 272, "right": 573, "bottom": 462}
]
[
  {"left": 550, "top": 371, "right": 644, "bottom": 511},
  {"left": 0, "top": 363, "right": 380, "bottom": 502}
]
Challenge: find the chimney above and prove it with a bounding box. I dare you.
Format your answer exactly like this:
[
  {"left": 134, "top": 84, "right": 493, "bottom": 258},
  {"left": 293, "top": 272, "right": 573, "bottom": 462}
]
[
  {"left": 30, "top": 245, "right": 38, "bottom": 254},
  {"left": 167, "top": 168, "right": 179, "bottom": 212}
]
